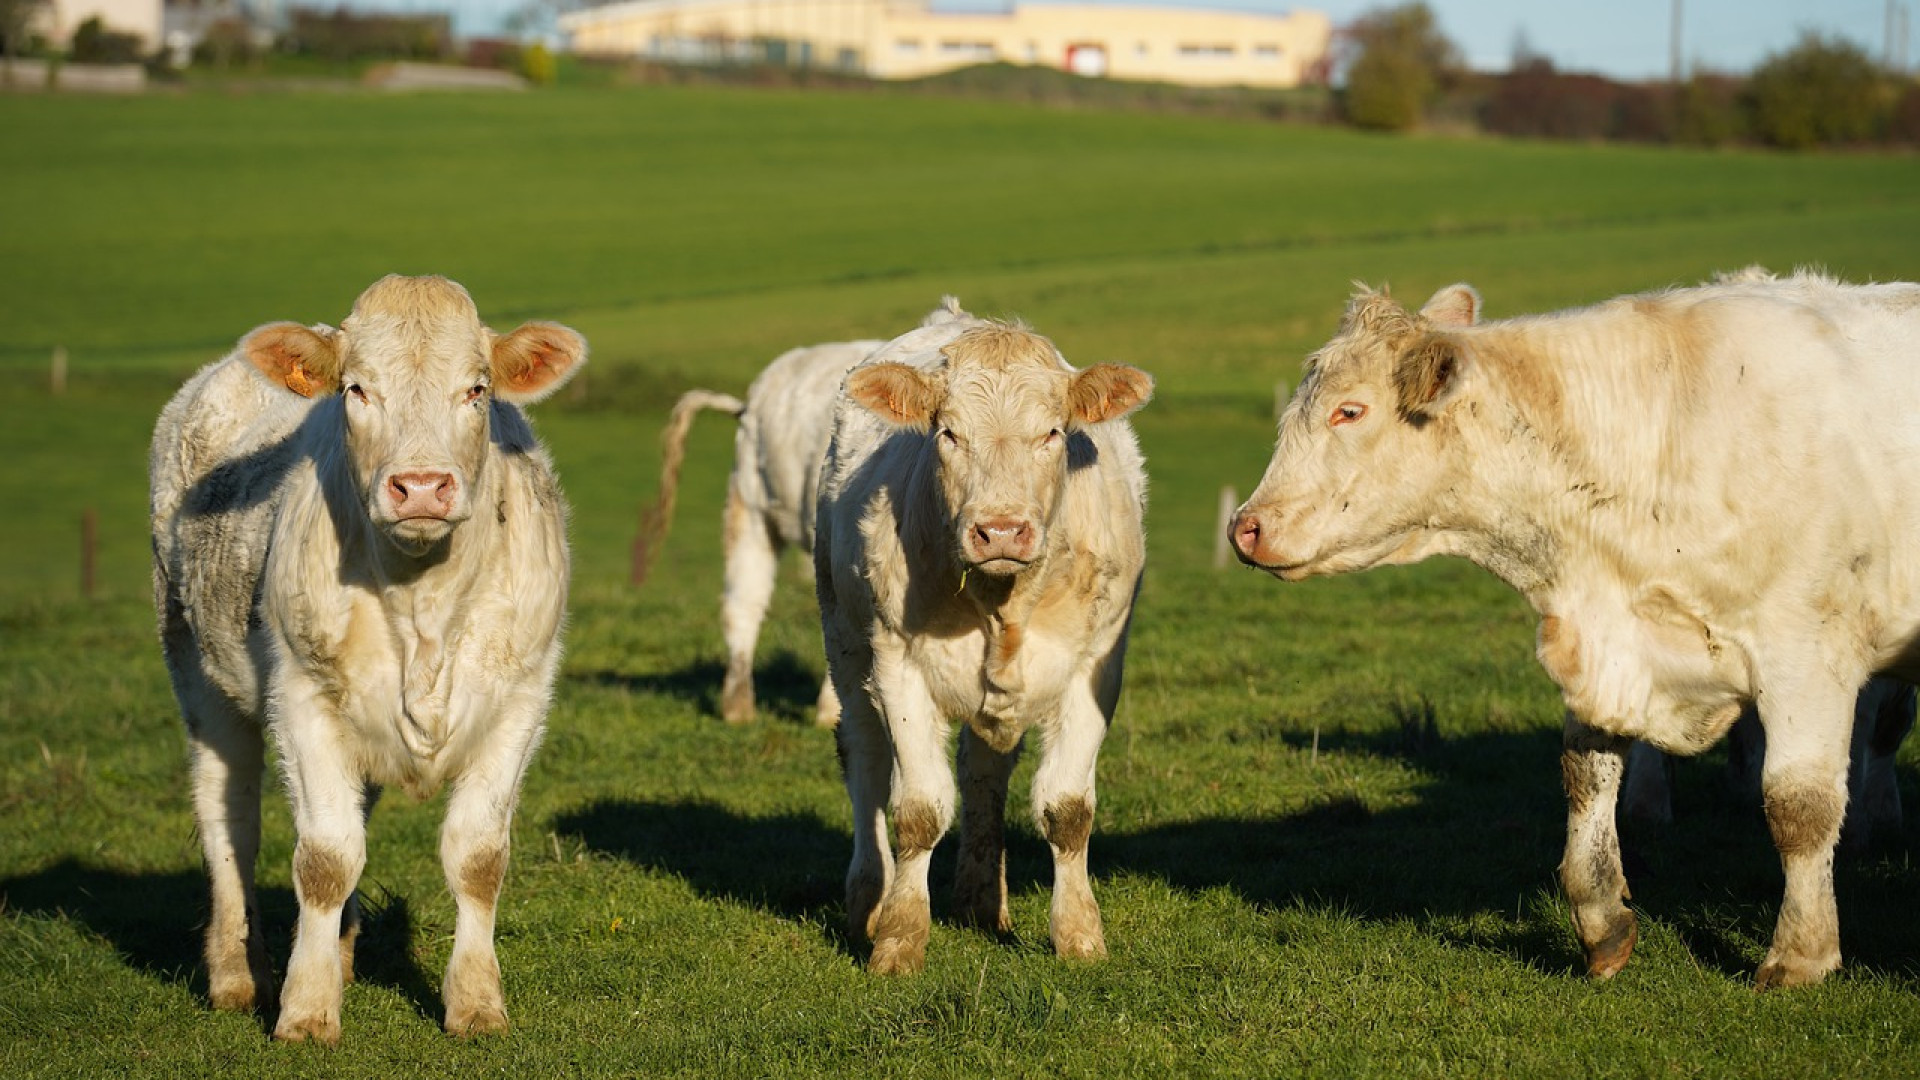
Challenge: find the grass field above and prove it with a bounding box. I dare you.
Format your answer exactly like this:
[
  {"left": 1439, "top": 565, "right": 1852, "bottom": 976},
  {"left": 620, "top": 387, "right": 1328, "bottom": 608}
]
[{"left": 3, "top": 84, "right": 1920, "bottom": 1077}]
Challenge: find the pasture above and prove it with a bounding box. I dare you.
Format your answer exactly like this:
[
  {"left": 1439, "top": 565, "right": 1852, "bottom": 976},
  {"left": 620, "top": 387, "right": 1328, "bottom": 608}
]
[{"left": 3, "top": 85, "right": 1920, "bottom": 1076}]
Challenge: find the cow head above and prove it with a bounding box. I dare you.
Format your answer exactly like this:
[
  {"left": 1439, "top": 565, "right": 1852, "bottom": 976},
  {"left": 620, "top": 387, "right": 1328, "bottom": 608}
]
[
  {"left": 846, "top": 322, "right": 1152, "bottom": 576},
  {"left": 1231, "top": 283, "right": 1480, "bottom": 580},
  {"left": 241, "top": 275, "right": 585, "bottom": 556}
]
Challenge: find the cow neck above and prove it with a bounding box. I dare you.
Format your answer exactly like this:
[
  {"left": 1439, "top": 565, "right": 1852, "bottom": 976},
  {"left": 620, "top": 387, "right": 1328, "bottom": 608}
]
[
  {"left": 956, "top": 545, "right": 1056, "bottom": 686},
  {"left": 1435, "top": 395, "right": 1567, "bottom": 608}
]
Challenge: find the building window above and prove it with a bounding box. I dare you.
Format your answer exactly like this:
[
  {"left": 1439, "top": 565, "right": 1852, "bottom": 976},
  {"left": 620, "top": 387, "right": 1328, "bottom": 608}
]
[
  {"left": 1254, "top": 44, "right": 1282, "bottom": 61},
  {"left": 1177, "top": 44, "right": 1235, "bottom": 59},
  {"left": 895, "top": 39, "right": 922, "bottom": 55},
  {"left": 940, "top": 40, "right": 996, "bottom": 60},
  {"left": 1135, "top": 41, "right": 1148, "bottom": 57}
]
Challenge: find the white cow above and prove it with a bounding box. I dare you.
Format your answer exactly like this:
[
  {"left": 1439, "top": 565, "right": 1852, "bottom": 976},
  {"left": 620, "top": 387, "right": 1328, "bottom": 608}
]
[
  {"left": 1232, "top": 271, "right": 1920, "bottom": 988},
  {"left": 150, "top": 275, "right": 585, "bottom": 1041},
  {"left": 633, "top": 299, "right": 969, "bottom": 725},
  {"left": 816, "top": 313, "right": 1153, "bottom": 973}
]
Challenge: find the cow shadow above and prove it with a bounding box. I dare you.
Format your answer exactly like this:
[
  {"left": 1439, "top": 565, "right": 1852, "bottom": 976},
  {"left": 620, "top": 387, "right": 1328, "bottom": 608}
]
[
  {"left": 569, "top": 648, "right": 825, "bottom": 725},
  {"left": 553, "top": 719, "right": 1920, "bottom": 983},
  {"left": 552, "top": 800, "right": 851, "bottom": 945},
  {"left": 0, "top": 860, "right": 441, "bottom": 1031}
]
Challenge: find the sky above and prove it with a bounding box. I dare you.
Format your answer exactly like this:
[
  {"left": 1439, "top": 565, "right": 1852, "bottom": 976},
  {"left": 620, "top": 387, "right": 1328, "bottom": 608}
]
[{"left": 414, "top": 0, "right": 1909, "bottom": 81}]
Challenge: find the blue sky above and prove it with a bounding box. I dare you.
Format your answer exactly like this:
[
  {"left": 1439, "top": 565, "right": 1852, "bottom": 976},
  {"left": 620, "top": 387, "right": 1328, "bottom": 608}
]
[{"left": 423, "top": 0, "right": 1906, "bottom": 81}]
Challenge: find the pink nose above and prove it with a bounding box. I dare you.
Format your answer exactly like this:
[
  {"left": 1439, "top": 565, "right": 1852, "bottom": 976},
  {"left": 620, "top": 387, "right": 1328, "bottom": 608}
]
[
  {"left": 1230, "top": 512, "right": 1264, "bottom": 565},
  {"left": 387, "top": 471, "right": 457, "bottom": 520},
  {"left": 970, "top": 516, "right": 1036, "bottom": 562}
]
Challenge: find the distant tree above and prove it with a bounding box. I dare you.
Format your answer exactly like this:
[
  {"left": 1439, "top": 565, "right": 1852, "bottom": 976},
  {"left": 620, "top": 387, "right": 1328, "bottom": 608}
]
[
  {"left": 68, "top": 14, "right": 143, "bottom": 64},
  {"left": 1340, "top": 3, "right": 1461, "bottom": 131},
  {"left": 1746, "top": 31, "right": 1886, "bottom": 148},
  {"left": 1891, "top": 83, "right": 1920, "bottom": 146},
  {"left": 1508, "top": 27, "right": 1543, "bottom": 72},
  {"left": 0, "top": 0, "right": 48, "bottom": 58},
  {"left": 1672, "top": 70, "right": 1746, "bottom": 146}
]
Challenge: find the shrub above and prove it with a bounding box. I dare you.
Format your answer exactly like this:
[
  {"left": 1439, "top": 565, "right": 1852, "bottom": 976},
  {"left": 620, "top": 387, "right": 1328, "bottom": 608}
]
[
  {"left": 1338, "top": 2, "right": 1461, "bottom": 132},
  {"left": 520, "top": 39, "right": 555, "bottom": 86},
  {"left": 1746, "top": 31, "right": 1886, "bottom": 148}
]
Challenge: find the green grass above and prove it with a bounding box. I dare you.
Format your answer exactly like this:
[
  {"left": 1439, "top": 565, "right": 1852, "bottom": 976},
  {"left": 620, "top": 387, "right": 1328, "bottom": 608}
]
[{"left": 3, "top": 84, "right": 1920, "bottom": 1077}]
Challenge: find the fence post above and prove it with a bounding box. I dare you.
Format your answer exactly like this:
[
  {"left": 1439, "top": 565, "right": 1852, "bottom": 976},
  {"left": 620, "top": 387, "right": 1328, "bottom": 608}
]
[
  {"left": 51, "top": 346, "right": 67, "bottom": 396},
  {"left": 1213, "top": 486, "right": 1237, "bottom": 569},
  {"left": 81, "top": 508, "right": 97, "bottom": 600},
  {"left": 1273, "top": 379, "right": 1290, "bottom": 422}
]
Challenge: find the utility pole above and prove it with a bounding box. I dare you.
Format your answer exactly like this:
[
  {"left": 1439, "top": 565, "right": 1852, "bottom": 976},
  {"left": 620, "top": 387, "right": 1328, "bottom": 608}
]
[
  {"left": 1889, "top": 0, "right": 1897, "bottom": 69},
  {"left": 1669, "top": 0, "right": 1683, "bottom": 84}
]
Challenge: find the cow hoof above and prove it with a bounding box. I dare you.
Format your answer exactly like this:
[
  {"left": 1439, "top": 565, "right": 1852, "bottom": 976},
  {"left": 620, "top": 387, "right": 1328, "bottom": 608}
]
[
  {"left": 720, "top": 677, "right": 755, "bottom": 725},
  {"left": 208, "top": 979, "right": 260, "bottom": 1013},
  {"left": 954, "top": 902, "right": 1013, "bottom": 935},
  {"left": 1582, "top": 916, "right": 1638, "bottom": 980},
  {"left": 1755, "top": 951, "right": 1839, "bottom": 990},
  {"left": 446, "top": 1004, "right": 510, "bottom": 1037},
  {"left": 867, "top": 937, "right": 927, "bottom": 975},
  {"left": 207, "top": 936, "right": 275, "bottom": 1012},
  {"left": 273, "top": 1010, "right": 342, "bottom": 1045},
  {"left": 1053, "top": 932, "right": 1108, "bottom": 962}
]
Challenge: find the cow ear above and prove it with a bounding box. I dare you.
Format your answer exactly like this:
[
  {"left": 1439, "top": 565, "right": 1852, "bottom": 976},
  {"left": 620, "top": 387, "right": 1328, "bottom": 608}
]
[
  {"left": 846, "top": 362, "right": 944, "bottom": 429},
  {"left": 1419, "top": 283, "right": 1481, "bottom": 329},
  {"left": 492, "top": 321, "right": 586, "bottom": 405},
  {"left": 1394, "top": 336, "right": 1467, "bottom": 417},
  {"left": 243, "top": 322, "right": 341, "bottom": 398},
  {"left": 1068, "top": 363, "right": 1154, "bottom": 425}
]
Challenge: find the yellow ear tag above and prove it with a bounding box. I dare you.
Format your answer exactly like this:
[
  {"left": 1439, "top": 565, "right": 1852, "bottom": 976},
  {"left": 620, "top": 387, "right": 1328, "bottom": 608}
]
[
  {"left": 285, "top": 362, "right": 315, "bottom": 398},
  {"left": 957, "top": 567, "right": 969, "bottom": 594}
]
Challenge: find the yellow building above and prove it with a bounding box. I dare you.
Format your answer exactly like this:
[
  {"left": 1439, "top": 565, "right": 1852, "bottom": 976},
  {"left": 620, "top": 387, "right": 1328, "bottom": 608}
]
[{"left": 559, "top": 0, "right": 1333, "bottom": 89}]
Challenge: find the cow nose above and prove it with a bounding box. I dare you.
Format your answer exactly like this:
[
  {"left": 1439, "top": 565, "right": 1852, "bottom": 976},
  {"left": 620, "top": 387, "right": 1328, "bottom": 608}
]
[
  {"left": 971, "top": 516, "right": 1035, "bottom": 561},
  {"left": 1230, "top": 512, "right": 1263, "bottom": 564},
  {"left": 387, "top": 471, "right": 457, "bottom": 519}
]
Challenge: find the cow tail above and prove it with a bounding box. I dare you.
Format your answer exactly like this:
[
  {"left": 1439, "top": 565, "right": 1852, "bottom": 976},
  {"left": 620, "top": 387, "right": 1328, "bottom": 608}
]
[{"left": 632, "top": 389, "right": 746, "bottom": 586}]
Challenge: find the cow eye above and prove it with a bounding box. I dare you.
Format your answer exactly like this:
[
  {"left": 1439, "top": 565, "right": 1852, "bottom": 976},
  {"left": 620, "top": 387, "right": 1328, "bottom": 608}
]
[
  {"left": 1041, "top": 428, "right": 1063, "bottom": 448},
  {"left": 938, "top": 428, "right": 960, "bottom": 448},
  {"left": 465, "top": 383, "right": 489, "bottom": 405},
  {"left": 1329, "top": 402, "right": 1367, "bottom": 427},
  {"left": 346, "top": 383, "right": 367, "bottom": 404}
]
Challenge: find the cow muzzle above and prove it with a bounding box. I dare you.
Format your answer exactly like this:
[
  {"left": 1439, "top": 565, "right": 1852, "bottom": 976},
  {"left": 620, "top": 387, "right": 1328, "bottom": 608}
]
[
  {"left": 1230, "top": 508, "right": 1306, "bottom": 579},
  {"left": 379, "top": 469, "right": 464, "bottom": 549},
  {"left": 963, "top": 515, "right": 1039, "bottom": 574}
]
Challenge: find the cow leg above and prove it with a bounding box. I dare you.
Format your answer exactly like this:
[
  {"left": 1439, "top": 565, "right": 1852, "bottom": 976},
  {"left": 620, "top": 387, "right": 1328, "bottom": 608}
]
[
  {"left": 184, "top": 699, "right": 272, "bottom": 1012},
  {"left": 1753, "top": 678, "right": 1854, "bottom": 989},
  {"left": 867, "top": 660, "right": 954, "bottom": 975},
  {"left": 1618, "top": 741, "right": 1673, "bottom": 826},
  {"left": 815, "top": 677, "right": 842, "bottom": 729},
  {"left": 719, "top": 485, "right": 779, "bottom": 724},
  {"left": 337, "top": 783, "right": 380, "bottom": 985},
  {"left": 1560, "top": 713, "right": 1636, "bottom": 979},
  {"left": 1842, "top": 679, "right": 1914, "bottom": 851},
  {"left": 1725, "top": 706, "right": 1765, "bottom": 802},
  {"left": 953, "top": 726, "right": 1016, "bottom": 934},
  {"left": 1031, "top": 688, "right": 1108, "bottom": 962},
  {"left": 438, "top": 726, "right": 538, "bottom": 1038},
  {"left": 273, "top": 716, "right": 367, "bottom": 1045},
  {"left": 836, "top": 683, "right": 895, "bottom": 951}
]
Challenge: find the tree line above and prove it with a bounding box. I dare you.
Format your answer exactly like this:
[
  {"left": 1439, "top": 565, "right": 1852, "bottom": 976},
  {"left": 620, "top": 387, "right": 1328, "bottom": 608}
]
[{"left": 1344, "top": 3, "right": 1920, "bottom": 149}]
